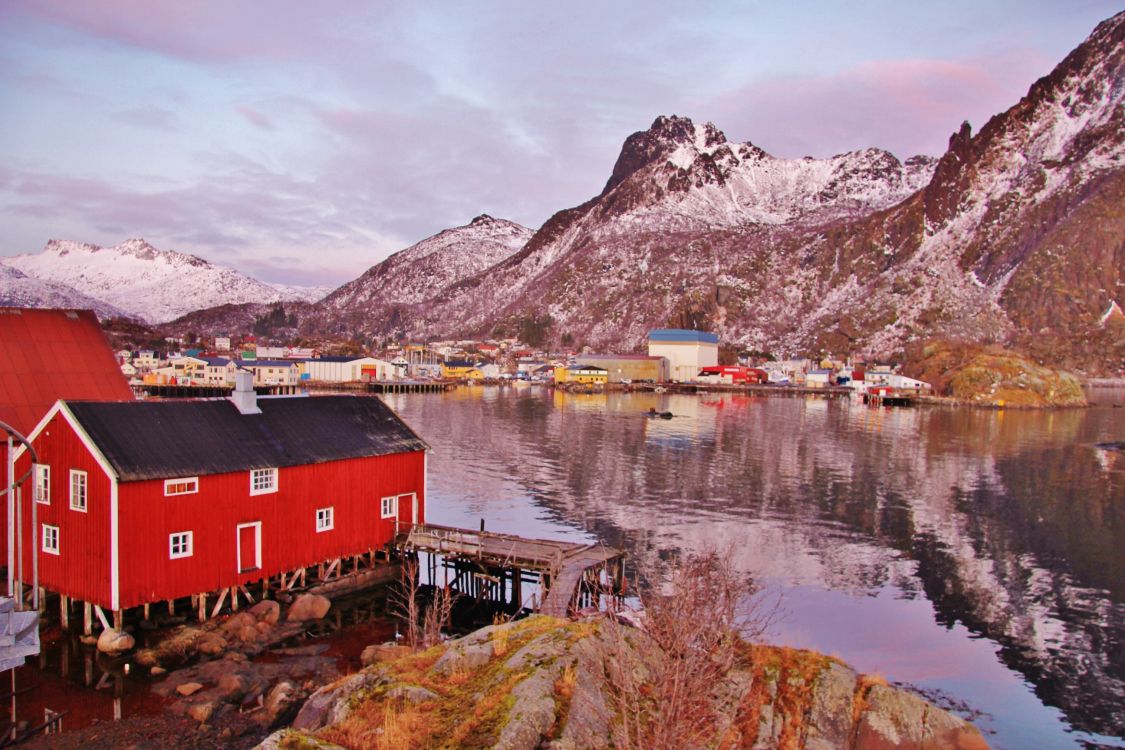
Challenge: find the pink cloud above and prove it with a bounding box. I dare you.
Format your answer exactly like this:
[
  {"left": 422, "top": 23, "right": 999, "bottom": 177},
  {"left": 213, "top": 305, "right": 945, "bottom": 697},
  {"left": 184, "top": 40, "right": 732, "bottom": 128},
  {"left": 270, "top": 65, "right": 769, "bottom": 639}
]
[
  {"left": 234, "top": 105, "right": 274, "bottom": 131},
  {"left": 0, "top": 0, "right": 373, "bottom": 63},
  {"left": 706, "top": 51, "right": 1054, "bottom": 159}
]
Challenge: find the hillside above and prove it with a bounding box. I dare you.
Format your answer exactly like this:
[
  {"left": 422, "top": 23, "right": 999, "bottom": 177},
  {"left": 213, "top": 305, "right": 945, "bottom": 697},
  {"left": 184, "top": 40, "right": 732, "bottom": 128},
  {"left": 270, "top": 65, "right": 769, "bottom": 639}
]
[
  {"left": 133, "top": 12, "right": 1124, "bottom": 374},
  {"left": 290, "top": 12, "right": 1121, "bottom": 374},
  {"left": 3, "top": 238, "right": 323, "bottom": 324}
]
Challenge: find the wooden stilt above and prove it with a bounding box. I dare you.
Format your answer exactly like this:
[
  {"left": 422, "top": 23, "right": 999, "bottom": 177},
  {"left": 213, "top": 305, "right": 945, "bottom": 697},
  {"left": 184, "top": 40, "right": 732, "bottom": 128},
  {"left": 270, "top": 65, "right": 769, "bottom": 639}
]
[
  {"left": 168, "top": 598, "right": 175, "bottom": 617},
  {"left": 239, "top": 585, "right": 254, "bottom": 604},
  {"left": 230, "top": 586, "right": 239, "bottom": 611},
  {"left": 93, "top": 605, "right": 110, "bottom": 630},
  {"left": 60, "top": 594, "right": 69, "bottom": 630},
  {"left": 83, "top": 602, "right": 92, "bottom": 635},
  {"left": 198, "top": 593, "right": 207, "bottom": 622},
  {"left": 113, "top": 609, "right": 123, "bottom": 630},
  {"left": 143, "top": 603, "right": 150, "bottom": 622},
  {"left": 211, "top": 588, "right": 229, "bottom": 618}
]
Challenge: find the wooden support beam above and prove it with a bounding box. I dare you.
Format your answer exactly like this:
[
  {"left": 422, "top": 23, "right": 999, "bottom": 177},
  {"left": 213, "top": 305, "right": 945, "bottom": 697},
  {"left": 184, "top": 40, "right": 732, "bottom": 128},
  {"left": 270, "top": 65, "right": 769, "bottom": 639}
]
[
  {"left": 230, "top": 586, "right": 239, "bottom": 611},
  {"left": 93, "top": 605, "right": 110, "bottom": 631},
  {"left": 198, "top": 593, "right": 207, "bottom": 622},
  {"left": 60, "top": 594, "right": 69, "bottom": 631},
  {"left": 168, "top": 598, "right": 176, "bottom": 617},
  {"left": 239, "top": 585, "right": 255, "bottom": 604},
  {"left": 211, "top": 587, "right": 229, "bottom": 618},
  {"left": 324, "top": 559, "right": 340, "bottom": 580},
  {"left": 83, "top": 602, "right": 92, "bottom": 635}
]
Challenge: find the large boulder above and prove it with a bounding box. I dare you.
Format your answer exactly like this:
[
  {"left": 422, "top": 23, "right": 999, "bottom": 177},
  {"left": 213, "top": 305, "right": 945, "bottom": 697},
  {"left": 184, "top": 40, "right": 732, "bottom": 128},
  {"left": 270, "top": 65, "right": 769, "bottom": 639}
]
[
  {"left": 248, "top": 599, "right": 281, "bottom": 625},
  {"left": 855, "top": 684, "right": 990, "bottom": 750},
  {"left": 286, "top": 594, "right": 331, "bottom": 622},
  {"left": 96, "top": 628, "right": 135, "bottom": 655}
]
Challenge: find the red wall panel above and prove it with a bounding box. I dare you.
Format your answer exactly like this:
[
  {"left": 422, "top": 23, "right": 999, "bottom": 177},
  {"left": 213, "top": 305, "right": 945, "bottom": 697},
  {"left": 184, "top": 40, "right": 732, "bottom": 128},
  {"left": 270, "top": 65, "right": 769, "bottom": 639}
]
[
  {"left": 13, "top": 411, "right": 113, "bottom": 608},
  {"left": 115, "top": 450, "right": 426, "bottom": 608}
]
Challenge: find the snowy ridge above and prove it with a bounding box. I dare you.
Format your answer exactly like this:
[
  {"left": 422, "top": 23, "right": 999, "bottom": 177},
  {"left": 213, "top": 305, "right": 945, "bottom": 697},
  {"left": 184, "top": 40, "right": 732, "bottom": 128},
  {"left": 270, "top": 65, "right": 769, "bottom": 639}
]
[
  {"left": 3, "top": 238, "right": 317, "bottom": 323},
  {"left": 0, "top": 264, "right": 129, "bottom": 319},
  {"left": 621, "top": 117, "right": 936, "bottom": 228},
  {"left": 321, "top": 214, "right": 532, "bottom": 311}
]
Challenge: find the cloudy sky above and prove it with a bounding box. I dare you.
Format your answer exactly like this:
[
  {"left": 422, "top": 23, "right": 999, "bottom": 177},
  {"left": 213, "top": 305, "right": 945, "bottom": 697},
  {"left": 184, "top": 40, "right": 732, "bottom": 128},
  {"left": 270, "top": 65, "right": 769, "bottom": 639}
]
[{"left": 0, "top": 1, "right": 1119, "bottom": 286}]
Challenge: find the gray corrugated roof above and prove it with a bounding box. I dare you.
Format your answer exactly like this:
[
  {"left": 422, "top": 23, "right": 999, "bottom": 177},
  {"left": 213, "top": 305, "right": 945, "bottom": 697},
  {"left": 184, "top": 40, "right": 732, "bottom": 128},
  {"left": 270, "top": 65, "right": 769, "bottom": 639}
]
[{"left": 65, "top": 395, "right": 428, "bottom": 482}]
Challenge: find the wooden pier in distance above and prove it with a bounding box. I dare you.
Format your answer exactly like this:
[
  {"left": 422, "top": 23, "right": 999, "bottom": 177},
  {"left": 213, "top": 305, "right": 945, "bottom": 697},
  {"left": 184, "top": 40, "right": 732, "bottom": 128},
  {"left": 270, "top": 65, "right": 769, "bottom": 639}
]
[{"left": 396, "top": 523, "right": 625, "bottom": 618}]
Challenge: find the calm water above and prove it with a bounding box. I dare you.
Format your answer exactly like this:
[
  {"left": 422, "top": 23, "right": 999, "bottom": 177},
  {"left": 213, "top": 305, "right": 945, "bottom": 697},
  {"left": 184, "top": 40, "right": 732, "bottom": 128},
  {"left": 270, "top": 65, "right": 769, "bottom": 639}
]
[{"left": 386, "top": 386, "right": 1125, "bottom": 750}]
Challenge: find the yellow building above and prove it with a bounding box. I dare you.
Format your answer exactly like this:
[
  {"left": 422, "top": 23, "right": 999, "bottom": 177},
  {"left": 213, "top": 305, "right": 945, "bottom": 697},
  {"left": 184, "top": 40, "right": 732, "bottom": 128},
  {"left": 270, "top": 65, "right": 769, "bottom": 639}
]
[
  {"left": 441, "top": 360, "right": 484, "bottom": 379},
  {"left": 576, "top": 355, "right": 668, "bottom": 383},
  {"left": 555, "top": 364, "right": 609, "bottom": 386}
]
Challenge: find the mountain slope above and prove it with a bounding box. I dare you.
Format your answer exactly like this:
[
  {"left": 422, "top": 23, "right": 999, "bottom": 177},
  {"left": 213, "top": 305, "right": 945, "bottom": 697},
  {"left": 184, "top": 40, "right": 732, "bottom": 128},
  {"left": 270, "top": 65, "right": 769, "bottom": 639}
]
[
  {"left": 372, "top": 11, "right": 1123, "bottom": 373},
  {"left": 306, "top": 214, "right": 533, "bottom": 337},
  {"left": 3, "top": 238, "right": 321, "bottom": 324},
  {"left": 0, "top": 264, "right": 129, "bottom": 319}
]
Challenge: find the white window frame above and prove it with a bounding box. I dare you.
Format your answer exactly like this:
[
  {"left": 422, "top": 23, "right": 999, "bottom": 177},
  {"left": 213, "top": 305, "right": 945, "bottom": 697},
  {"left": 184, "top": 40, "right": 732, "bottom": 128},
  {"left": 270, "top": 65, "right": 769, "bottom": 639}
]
[
  {"left": 69, "top": 470, "right": 87, "bottom": 512},
  {"left": 316, "top": 506, "right": 334, "bottom": 532},
  {"left": 169, "top": 531, "right": 193, "bottom": 559},
  {"left": 42, "top": 524, "right": 59, "bottom": 555},
  {"left": 380, "top": 495, "right": 397, "bottom": 519},
  {"left": 164, "top": 477, "right": 199, "bottom": 496},
  {"left": 34, "top": 464, "right": 50, "bottom": 504},
  {"left": 249, "top": 467, "right": 278, "bottom": 496}
]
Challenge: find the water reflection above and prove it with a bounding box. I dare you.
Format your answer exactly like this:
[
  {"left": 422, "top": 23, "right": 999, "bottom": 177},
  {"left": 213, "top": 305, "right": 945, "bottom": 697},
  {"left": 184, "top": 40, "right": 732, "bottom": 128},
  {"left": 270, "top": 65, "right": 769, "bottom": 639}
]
[{"left": 389, "top": 387, "right": 1125, "bottom": 749}]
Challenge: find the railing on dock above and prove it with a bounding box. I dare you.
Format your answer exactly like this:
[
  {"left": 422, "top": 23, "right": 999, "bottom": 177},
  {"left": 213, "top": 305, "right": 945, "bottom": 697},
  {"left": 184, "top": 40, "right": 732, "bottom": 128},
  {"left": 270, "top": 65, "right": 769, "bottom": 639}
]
[{"left": 395, "top": 523, "right": 625, "bottom": 618}]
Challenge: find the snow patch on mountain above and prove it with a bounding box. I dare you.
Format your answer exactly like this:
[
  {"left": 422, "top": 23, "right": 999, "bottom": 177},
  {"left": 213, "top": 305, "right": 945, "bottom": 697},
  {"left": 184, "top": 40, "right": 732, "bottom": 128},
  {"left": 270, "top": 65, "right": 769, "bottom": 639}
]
[
  {"left": 3, "top": 238, "right": 308, "bottom": 323},
  {"left": 321, "top": 214, "right": 533, "bottom": 311},
  {"left": 0, "top": 264, "right": 129, "bottom": 319}
]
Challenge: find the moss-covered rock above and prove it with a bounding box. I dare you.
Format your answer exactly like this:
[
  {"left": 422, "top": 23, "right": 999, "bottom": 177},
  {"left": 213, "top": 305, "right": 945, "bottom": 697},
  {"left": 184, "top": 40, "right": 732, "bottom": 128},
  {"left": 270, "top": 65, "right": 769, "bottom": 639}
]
[
  {"left": 906, "top": 339, "right": 1087, "bottom": 407},
  {"left": 255, "top": 616, "right": 989, "bottom": 750}
]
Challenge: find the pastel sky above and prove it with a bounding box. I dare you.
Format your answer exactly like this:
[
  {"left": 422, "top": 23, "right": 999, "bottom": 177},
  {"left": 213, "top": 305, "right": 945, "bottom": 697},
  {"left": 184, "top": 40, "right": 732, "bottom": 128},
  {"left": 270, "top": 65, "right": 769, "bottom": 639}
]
[{"left": 0, "top": 1, "right": 1119, "bottom": 286}]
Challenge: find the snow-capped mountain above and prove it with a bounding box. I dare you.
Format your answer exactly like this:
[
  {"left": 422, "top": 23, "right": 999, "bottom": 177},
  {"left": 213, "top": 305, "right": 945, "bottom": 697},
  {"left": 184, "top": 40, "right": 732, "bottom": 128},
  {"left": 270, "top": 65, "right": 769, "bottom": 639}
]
[
  {"left": 303, "top": 214, "right": 533, "bottom": 336},
  {"left": 3, "top": 238, "right": 323, "bottom": 323},
  {"left": 310, "top": 10, "right": 1120, "bottom": 373},
  {"left": 165, "top": 11, "right": 1124, "bottom": 374},
  {"left": 0, "top": 264, "right": 129, "bottom": 319},
  {"left": 268, "top": 282, "right": 332, "bottom": 304}
]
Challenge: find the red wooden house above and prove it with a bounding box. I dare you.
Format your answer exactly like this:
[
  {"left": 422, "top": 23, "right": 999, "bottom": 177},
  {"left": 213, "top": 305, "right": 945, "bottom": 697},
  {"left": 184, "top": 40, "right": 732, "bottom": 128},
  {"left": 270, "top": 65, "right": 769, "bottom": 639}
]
[
  {"left": 12, "top": 378, "right": 428, "bottom": 624},
  {"left": 0, "top": 308, "right": 134, "bottom": 569}
]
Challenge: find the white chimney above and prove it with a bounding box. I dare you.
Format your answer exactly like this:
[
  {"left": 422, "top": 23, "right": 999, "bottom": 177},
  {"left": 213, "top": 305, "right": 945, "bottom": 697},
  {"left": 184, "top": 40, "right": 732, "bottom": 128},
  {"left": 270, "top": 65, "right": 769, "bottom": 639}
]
[{"left": 231, "top": 370, "right": 261, "bottom": 415}]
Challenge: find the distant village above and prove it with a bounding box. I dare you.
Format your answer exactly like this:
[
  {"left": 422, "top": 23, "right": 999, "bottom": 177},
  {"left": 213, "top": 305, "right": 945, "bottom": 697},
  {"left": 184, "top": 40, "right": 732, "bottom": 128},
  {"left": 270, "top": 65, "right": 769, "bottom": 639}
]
[{"left": 124, "top": 328, "right": 932, "bottom": 396}]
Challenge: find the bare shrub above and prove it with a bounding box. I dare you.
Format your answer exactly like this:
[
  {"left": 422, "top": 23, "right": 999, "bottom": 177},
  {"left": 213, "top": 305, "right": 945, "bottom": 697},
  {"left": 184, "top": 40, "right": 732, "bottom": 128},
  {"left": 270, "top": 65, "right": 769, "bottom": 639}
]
[
  {"left": 390, "top": 555, "right": 456, "bottom": 650},
  {"left": 597, "top": 547, "right": 779, "bottom": 750}
]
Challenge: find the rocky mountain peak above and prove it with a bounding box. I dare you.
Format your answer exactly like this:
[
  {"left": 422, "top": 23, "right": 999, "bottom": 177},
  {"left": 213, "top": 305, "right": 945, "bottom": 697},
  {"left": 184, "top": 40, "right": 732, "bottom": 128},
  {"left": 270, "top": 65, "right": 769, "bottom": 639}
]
[
  {"left": 470, "top": 213, "right": 496, "bottom": 226},
  {"left": 603, "top": 115, "right": 731, "bottom": 194}
]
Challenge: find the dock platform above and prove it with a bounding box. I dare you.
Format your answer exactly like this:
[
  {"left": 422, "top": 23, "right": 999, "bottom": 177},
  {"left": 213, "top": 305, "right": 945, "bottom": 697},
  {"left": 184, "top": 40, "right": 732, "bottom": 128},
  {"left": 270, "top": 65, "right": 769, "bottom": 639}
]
[{"left": 396, "top": 523, "right": 624, "bottom": 618}]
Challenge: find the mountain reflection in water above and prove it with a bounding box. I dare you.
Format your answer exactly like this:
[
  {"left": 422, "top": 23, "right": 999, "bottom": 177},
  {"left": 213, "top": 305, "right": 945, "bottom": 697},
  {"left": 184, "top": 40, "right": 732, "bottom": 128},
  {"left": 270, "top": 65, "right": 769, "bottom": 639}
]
[{"left": 386, "top": 387, "right": 1124, "bottom": 750}]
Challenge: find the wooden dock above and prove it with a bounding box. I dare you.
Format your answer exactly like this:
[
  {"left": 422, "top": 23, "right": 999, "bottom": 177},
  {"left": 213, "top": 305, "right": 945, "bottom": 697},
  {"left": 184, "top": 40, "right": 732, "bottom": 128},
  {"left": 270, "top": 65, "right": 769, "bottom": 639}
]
[{"left": 396, "top": 523, "right": 624, "bottom": 618}]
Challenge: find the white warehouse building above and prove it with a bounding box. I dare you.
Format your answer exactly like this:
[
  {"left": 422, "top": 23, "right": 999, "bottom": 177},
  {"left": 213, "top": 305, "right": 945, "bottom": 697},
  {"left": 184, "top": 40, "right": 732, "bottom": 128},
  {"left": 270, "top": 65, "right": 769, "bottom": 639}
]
[
  {"left": 302, "top": 356, "right": 395, "bottom": 383},
  {"left": 646, "top": 329, "right": 719, "bottom": 382}
]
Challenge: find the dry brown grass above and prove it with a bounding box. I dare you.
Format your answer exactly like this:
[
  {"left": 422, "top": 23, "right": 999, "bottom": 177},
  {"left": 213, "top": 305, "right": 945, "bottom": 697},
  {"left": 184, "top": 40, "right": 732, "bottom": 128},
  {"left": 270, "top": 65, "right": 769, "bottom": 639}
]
[
  {"left": 322, "top": 699, "right": 435, "bottom": 750},
  {"left": 490, "top": 624, "right": 511, "bottom": 658},
  {"left": 447, "top": 671, "right": 527, "bottom": 747}
]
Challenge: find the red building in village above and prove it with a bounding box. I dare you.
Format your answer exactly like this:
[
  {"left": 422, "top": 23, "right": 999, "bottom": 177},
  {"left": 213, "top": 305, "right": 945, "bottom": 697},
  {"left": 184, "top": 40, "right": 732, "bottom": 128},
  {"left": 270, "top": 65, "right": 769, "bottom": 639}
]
[
  {"left": 11, "top": 376, "right": 428, "bottom": 625},
  {"left": 0, "top": 308, "right": 134, "bottom": 569}
]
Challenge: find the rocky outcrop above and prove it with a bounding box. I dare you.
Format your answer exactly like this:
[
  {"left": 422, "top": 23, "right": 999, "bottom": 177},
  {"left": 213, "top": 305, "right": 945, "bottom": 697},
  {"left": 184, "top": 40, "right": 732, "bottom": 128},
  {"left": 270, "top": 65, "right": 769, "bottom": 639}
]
[
  {"left": 905, "top": 340, "right": 1088, "bottom": 406},
  {"left": 286, "top": 593, "right": 331, "bottom": 623},
  {"left": 257, "top": 616, "right": 989, "bottom": 750}
]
